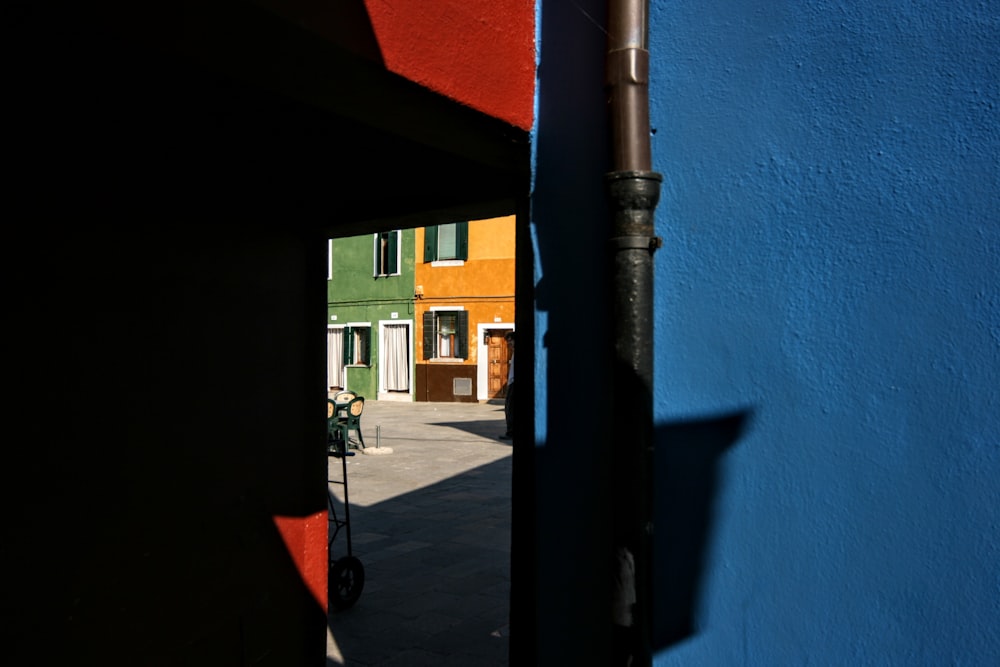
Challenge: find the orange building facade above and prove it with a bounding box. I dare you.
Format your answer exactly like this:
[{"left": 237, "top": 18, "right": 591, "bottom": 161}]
[{"left": 414, "top": 215, "right": 516, "bottom": 402}]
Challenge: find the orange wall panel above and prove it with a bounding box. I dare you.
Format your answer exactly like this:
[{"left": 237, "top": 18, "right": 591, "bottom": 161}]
[{"left": 415, "top": 216, "right": 516, "bottom": 369}]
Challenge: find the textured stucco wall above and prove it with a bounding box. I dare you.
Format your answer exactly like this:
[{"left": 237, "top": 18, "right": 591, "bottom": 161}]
[
  {"left": 415, "top": 218, "right": 517, "bottom": 366},
  {"left": 328, "top": 231, "right": 418, "bottom": 399},
  {"left": 414, "top": 218, "right": 517, "bottom": 307},
  {"left": 532, "top": 0, "right": 997, "bottom": 663},
  {"left": 647, "top": 1, "right": 1000, "bottom": 664},
  {"left": 363, "top": 0, "right": 535, "bottom": 129}
]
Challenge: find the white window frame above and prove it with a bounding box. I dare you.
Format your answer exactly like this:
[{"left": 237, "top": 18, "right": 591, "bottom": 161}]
[
  {"left": 378, "top": 319, "right": 414, "bottom": 399},
  {"left": 476, "top": 322, "right": 514, "bottom": 401},
  {"left": 427, "top": 306, "right": 467, "bottom": 362},
  {"left": 424, "top": 222, "right": 468, "bottom": 266},
  {"left": 373, "top": 230, "right": 401, "bottom": 277},
  {"left": 327, "top": 325, "right": 345, "bottom": 391},
  {"left": 345, "top": 322, "right": 372, "bottom": 367}
]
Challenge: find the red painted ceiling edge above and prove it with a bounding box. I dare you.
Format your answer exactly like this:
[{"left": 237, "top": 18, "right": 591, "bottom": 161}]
[{"left": 363, "top": 0, "right": 535, "bottom": 131}]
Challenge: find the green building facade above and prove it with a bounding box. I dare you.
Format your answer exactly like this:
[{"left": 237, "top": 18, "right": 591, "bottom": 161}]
[{"left": 327, "top": 230, "right": 417, "bottom": 402}]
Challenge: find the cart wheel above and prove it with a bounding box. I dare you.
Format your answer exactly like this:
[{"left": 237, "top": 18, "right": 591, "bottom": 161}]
[{"left": 330, "top": 555, "right": 365, "bottom": 610}]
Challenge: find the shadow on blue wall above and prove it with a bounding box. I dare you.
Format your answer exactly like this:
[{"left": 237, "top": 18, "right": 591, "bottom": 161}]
[{"left": 653, "top": 410, "right": 751, "bottom": 650}]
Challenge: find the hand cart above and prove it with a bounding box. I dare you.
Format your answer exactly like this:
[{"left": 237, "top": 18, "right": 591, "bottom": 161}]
[{"left": 327, "top": 397, "right": 365, "bottom": 610}]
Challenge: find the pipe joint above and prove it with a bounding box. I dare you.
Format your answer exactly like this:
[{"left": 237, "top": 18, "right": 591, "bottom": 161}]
[
  {"left": 606, "top": 171, "right": 662, "bottom": 238},
  {"left": 606, "top": 48, "right": 650, "bottom": 86}
]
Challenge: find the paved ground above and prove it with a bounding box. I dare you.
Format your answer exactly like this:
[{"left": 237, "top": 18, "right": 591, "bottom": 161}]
[{"left": 325, "top": 399, "right": 513, "bottom": 666}]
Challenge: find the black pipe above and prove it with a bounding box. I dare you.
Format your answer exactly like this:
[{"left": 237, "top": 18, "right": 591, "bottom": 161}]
[{"left": 605, "top": 0, "right": 662, "bottom": 665}]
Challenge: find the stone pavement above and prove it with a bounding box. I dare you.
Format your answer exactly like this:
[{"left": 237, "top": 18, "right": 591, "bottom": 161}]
[{"left": 325, "top": 399, "right": 513, "bottom": 666}]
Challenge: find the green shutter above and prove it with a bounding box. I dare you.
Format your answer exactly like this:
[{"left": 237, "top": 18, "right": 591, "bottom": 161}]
[
  {"left": 422, "top": 312, "right": 434, "bottom": 359},
  {"left": 342, "top": 327, "right": 352, "bottom": 364},
  {"left": 423, "top": 226, "right": 438, "bottom": 262},
  {"left": 361, "top": 327, "right": 371, "bottom": 365},
  {"left": 456, "top": 221, "right": 468, "bottom": 261},
  {"left": 456, "top": 311, "right": 469, "bottom": 358},
  {"left": 387, "top": 231, "right": 398, "bottom": 274}
]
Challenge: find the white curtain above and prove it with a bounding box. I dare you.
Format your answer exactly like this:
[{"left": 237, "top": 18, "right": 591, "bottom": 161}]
[
  {"left": 383, "top": 324, "right": 409, "bottom": 392},
  {"left": 327, "top": 328, "right": 345, "bottom": 390}
]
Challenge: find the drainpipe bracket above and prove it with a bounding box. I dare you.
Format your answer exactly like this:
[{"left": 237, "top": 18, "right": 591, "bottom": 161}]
[
  {"left": 606, "top": 170, "right": 662, "bottom": 183},
  {"left": 610, "top": 235, "right": 663, "bottom": 253}
]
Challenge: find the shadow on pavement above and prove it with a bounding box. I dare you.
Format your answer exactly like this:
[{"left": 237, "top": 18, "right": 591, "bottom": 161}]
[
  {"left": 326, "top": 408, "right": 512, "bottom": 666},
  {"left": 429, "top": 417, "right": 512, "bottom": 443}
]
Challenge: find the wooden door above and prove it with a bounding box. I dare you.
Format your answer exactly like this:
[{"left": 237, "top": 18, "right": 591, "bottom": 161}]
[{"left": 487, "top": 330, "right": 511, "bottom": 398}]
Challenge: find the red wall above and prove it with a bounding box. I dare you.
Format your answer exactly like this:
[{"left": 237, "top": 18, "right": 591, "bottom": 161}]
[
  {"left": 275, "top": 512, "right": 329, "bottom": 610},
  {"left": 364, "top": 0, "right": 535, "bottom": 130}
]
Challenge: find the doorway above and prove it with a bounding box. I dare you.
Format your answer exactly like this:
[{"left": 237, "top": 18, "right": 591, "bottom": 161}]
[
  {"left": 486, "top": 328, "right": 513, "bottom": 400},
  {"left": 327, "top": 326, "right": 346, "bottom": 391},
  {"left": 477, "top": 323, "right": 515, "bottom": 401},
  {"left": 378, "top": 320, "right": 413, "bottom": 400}
]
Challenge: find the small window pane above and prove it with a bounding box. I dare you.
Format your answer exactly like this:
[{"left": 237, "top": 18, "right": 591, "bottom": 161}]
[
  {"left": 353, "top": 329, "right": 369, "bottom": 364},
  {"left": 438, "top": 223, "right": 458, "bottom": 260},
  {"left": 436, "top": 312, "right": 459, "bottom": 358},
  {"left": 438, "top": 313, "right": 456, "bottom": 334}
]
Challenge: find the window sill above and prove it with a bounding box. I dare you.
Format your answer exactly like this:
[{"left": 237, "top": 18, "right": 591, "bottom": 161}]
[
  {"left": 428, "top": 358, "right": 465, "bottom": 363},
  {"left": 430, "top": 260, "right": 465, "bottom": 267}
]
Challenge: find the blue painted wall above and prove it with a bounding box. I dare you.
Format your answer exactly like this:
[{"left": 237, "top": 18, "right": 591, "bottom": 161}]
[
  {"left": 533, "top": 0, "right": 998, "bottom": 663},
  {"left": 649, "top": 1, "right": 999, "bottom": 664}
]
